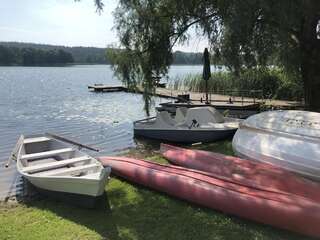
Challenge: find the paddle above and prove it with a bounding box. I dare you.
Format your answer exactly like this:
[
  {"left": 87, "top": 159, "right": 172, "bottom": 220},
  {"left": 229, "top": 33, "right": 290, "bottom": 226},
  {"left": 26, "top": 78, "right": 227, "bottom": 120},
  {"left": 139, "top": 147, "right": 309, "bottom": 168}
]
[
  {"left": 5, "top": 135, "right": 24, "bottom": 168},
  {"left": 46, "top": 132, "right": 100, "bottom": 152}
]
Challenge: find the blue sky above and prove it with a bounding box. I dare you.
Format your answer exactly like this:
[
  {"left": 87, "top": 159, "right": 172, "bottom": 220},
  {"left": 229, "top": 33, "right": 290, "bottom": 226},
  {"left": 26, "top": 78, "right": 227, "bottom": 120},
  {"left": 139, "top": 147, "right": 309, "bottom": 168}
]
[{"left": 0, "top": 0, "right": 208, "bottom": 52}]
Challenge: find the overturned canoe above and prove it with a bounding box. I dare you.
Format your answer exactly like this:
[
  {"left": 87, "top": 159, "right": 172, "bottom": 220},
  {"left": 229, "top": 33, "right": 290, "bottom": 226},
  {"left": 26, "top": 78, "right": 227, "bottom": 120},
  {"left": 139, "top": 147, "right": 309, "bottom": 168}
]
[
  {"left": 232, "top": 110, "right": 320, "bottom": 179},
  {"left": 160, "top": 144, "right": 320, "bottom": 202},
  {"left": 99, "top": 156, "right": 320, "bottom": 237}
]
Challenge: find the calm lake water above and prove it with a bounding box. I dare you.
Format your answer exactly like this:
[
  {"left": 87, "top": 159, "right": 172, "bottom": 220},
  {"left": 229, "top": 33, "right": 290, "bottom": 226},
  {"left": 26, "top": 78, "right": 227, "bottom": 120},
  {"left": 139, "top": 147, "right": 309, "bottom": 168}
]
[{"left": 0, "top": 64, "right": 206, "bottom": 199}]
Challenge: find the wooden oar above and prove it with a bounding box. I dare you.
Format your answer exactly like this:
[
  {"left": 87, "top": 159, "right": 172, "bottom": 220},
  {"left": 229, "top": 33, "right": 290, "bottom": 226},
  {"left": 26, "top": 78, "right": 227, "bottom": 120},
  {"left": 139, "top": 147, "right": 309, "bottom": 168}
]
[
  {"left": 46, "top": 132, "right": 99, "bottom": 152},
  {"left": 5, "top": 135, "right": 24, "bottom": 168}
]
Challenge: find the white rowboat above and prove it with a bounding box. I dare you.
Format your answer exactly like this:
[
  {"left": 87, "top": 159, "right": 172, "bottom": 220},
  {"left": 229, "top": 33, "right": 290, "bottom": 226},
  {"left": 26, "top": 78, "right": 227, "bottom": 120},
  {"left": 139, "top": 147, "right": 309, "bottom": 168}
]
[{"left": 11, "top": 134, "right": 111, "bottom": 206}]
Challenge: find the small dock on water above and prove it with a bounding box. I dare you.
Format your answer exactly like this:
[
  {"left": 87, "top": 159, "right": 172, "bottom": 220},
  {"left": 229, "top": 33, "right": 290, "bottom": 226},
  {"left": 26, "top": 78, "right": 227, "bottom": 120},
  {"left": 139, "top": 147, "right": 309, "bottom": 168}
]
[
  {"left": 88, "top": 84, "right": 127, "bottom": 92},
  {"left": 88, "top": 84, "right": 303, "bottom": 112},
  {"left": 88, "top": 84, "right": 177, "bottom": 99}
]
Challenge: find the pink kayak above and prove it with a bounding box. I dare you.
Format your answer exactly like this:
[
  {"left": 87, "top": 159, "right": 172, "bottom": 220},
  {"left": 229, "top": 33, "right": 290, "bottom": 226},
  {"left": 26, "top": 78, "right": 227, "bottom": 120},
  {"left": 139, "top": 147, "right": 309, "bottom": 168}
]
[
  {"left": 99, "top": 156, "right": 320, "bottom": 237},
  {"left": 160, "top": 144, "right": 320, "bottom": 202}
]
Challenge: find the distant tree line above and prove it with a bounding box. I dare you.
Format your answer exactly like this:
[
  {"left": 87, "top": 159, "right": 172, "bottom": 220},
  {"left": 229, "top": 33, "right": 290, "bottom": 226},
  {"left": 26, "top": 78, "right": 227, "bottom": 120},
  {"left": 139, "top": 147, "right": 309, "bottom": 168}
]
[
  {"left": 0, "top": 42, "right": 203, "bottom": 66},
  {"left": 172, "top": 51, "right": 202, "bottom": 65},
  {"left": 0, "top": 45, "right": 74, "bottom": 66}
]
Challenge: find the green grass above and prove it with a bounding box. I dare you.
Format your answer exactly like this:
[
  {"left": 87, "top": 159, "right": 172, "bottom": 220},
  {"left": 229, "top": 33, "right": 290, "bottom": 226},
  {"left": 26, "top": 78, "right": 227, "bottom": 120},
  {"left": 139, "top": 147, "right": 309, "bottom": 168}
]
[{"left": 0, "top": 141, "right": 311, "bottom": 240}]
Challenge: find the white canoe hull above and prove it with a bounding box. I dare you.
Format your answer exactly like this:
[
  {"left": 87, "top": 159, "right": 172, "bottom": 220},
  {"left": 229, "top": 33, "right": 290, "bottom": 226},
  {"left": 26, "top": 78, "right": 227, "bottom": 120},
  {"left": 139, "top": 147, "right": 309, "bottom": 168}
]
[{"left": 232, "top": 110, "right": 320, "bottom": 179}]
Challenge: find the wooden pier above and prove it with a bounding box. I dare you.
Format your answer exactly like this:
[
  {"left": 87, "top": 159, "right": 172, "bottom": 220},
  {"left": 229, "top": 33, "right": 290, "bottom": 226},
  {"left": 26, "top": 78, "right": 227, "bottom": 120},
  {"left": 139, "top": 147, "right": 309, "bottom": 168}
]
[
  {"left": 88, "top": 84, "right": 127, "bottom": 92},
  {"left": 88, "top": 84, "right": 303, "bottom": 110}
]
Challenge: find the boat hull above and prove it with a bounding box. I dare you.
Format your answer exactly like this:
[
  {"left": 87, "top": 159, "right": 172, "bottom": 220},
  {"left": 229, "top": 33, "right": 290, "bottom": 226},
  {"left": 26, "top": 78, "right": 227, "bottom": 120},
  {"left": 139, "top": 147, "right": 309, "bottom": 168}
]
[
  {"left": 233, "top": 127, "right": 320, "bottom": 179},
  {"left": 160, "top": 144, "right": 320, "bottom": 202},
  {"left": 232, "top": 110, "right": 320, "bottom": 180},
  {"left": 99, "top": 156, "right": 320, "bottom": 238},
  {"left": 24, "top": 171, "right": 109, "bottom": 197},
  {"left": 13, "top": 134, "right": 111, "bottom": 203},
  {"left": 134, "top": 128, "right": 236, "bottom": 143}
]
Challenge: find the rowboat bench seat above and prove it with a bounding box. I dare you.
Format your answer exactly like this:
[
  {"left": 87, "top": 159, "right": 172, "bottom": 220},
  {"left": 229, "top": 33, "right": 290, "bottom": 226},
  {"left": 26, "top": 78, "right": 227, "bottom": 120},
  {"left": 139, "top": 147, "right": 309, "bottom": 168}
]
[
  {"left": 23, "top": 137, "right": 51, "bottom": 144},
  {"left": 21, "top": 148, "right": 74, "bottom": 161},
  {"left": 23, "top": 156, "right": 91, "bottom": 174},
  {"left": 34, "top": 163, "right": 100, "bottom": 177},
  {"left": 27, "top": 158, "right": 57, "bottom": 167}
]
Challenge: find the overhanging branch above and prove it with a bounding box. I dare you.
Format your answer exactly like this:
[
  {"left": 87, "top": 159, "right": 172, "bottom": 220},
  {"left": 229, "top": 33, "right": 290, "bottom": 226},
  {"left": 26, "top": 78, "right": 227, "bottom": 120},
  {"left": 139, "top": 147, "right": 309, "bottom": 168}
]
[{"left": 169, "top": 13, "right": 220, "bottom": 50}]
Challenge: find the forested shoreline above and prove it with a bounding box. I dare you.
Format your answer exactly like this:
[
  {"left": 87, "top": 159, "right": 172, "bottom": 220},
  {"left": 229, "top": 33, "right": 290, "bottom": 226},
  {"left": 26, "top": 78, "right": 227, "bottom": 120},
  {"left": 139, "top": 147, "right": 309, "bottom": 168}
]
[
  {"left": 0, "top": 45, "right": 74, "bottom": 66},
  {"left": 0, "top": 42, "right": 203, "bottom": 66}
]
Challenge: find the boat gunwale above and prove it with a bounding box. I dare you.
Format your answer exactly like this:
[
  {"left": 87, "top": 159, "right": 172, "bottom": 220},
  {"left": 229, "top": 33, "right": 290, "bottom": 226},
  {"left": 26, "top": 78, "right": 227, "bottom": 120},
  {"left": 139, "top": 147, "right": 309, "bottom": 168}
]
[{"left": 15, "top": 135, "right": 106, "bottom": 180}]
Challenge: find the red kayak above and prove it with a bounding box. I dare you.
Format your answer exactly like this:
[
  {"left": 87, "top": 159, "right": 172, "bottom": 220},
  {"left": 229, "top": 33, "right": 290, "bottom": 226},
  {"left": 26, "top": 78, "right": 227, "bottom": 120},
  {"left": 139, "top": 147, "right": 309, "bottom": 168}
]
[
  {"left": 160, "top": 144, "right": 320, "bottom": 202},
  {"left": 99, "top": 156, "right": 320, "bottom": 237}
]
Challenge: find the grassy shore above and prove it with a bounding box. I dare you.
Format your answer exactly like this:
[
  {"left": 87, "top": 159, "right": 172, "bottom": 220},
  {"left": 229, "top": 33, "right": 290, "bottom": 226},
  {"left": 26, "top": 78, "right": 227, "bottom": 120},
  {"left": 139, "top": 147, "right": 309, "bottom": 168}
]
[{"left": 0, "top": 141, "right": 310, "bottom": 240}]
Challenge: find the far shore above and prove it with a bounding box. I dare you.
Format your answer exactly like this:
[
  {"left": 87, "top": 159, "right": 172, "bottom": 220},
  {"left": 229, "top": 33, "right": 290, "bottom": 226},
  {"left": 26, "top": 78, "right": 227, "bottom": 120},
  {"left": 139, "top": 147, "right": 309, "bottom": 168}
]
[{"left": 0, "top": 63, "right": 212, "bottom": 67}]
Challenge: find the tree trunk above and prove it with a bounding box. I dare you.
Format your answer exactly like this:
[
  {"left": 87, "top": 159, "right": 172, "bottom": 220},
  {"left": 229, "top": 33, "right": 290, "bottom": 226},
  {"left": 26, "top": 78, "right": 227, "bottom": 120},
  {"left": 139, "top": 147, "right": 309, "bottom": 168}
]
[{"left": 300, "top": 3, "right": 320, "bottom": 111}]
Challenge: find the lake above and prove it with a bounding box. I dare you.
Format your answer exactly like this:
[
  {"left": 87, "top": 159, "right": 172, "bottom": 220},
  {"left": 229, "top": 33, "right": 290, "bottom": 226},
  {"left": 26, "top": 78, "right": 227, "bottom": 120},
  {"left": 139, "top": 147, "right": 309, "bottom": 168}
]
[{"left": 0, "top": 64, "right": 207, "bottom": 199}]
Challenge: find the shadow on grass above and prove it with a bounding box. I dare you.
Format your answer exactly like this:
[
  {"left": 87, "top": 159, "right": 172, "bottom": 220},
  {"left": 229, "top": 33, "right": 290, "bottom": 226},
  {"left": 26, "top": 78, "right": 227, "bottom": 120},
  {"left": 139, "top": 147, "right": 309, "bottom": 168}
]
[{"left": 24, "top": 176, "right": 311, "bottom": 240}]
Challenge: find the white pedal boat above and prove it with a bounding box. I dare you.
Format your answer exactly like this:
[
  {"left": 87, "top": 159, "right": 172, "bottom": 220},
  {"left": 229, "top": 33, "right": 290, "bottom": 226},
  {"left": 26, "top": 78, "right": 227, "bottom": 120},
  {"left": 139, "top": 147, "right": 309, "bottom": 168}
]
[
  {"left": 232, "top": 110, "right": 320, "bottom": 180},
  {"left": 11, "top": 133, "right": 111, "bottom": 205},
  {"left": 134, "top": 107, "right": 242, "bottom": 143}
]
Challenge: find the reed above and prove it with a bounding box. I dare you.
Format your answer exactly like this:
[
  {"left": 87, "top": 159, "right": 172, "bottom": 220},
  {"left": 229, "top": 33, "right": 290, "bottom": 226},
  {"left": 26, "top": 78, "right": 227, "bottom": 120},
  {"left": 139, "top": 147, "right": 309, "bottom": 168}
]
[{"left": 169, "top": 68, "right": 303, "bottom": 101}]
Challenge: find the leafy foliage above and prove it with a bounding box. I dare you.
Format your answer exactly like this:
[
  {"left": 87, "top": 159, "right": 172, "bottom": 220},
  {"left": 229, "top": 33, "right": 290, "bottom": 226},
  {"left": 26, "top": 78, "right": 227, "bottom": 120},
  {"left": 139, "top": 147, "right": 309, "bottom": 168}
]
[
  {"left": 171, "top": 68, "right": 303, "bottom": 101},
  {"left": 96, "top": 0, "right": 320, "bottom": 110}
]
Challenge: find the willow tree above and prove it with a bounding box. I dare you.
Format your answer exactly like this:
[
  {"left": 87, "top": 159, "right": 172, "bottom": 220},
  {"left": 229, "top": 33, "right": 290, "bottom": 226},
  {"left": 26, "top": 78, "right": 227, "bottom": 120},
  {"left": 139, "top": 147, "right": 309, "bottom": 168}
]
[{"left": 94, "top": 0, "right": 320, "bottom": 111}]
